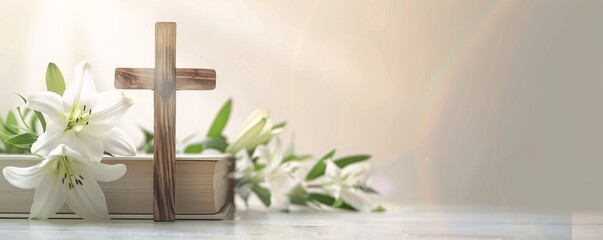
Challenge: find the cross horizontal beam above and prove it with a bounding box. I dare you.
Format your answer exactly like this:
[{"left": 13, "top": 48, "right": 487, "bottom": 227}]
[{"left": 115, "top": 68, "right": 216, "bottom": 90}]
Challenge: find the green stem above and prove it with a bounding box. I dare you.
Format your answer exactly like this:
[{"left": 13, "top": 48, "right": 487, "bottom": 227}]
[{"left": 16, "top": 107, "right": 34, "bottom": 133}]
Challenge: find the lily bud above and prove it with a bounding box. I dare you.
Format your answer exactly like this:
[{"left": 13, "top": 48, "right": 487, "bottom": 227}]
[{"left": 226, "top": 110, "right": 274, "bottom": 154}]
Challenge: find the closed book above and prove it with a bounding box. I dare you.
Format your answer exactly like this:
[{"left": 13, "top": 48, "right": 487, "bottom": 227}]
[{"left": 0, "top": 154, "right": 234, "bottom": 220}]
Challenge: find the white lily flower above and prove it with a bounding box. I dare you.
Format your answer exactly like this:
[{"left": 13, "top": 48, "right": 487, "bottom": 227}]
[
  {"left": 2, "top": 144, "right": 126, "bottom": 220},
  {"left": 232, "top": 149, "right": 256, "bottom": 202},
  {"left": 27, "top": 61, "right": 136, "bottom": 161},
  {"left": 233, "top": 149, "right": 255, "bottom": 180},
  {"left": 322, "top": 160, "right": 374, "bottom": 212},
  {"left": 226, "top": 110, "right": 276, "bottom": 154},
  {"left": 253, "top": 138, "right": 300, "bottom": 209}
]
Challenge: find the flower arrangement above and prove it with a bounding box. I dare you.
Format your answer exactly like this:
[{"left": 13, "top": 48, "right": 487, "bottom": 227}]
[
  {"left": 178, "top": 101, "right": 385, "bottom": 213},
  {"left": 0, "top": 62, "right": 383, "bottom": 220},
  {"left": 1, "top": 62, "right": 136, "bottom": 220}
]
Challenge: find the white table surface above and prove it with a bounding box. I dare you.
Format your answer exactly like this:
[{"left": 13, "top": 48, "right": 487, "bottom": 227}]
[{"left": 0, "top": 204, "right": 600, "bottom": 239}]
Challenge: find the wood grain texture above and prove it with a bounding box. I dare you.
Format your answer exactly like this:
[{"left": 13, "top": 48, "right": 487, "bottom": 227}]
[
  {"left": 113, "top": 22, "right": 219, "bottom": 222},
  {"left": 115, "top": 68, "right": 216, "bottom": 90},
  {"left": 153, "top": 22, "right": 177, "bottom": 222}
]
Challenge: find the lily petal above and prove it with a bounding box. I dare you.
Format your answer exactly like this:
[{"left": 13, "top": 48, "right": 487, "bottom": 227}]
[
  {"left": 30, "top": 124, "right": 73, "bottom": 157},
  {"left": 2, "top": 158, "right": 49, "bottom": 189},
  {"left": 227, "top": 119, "right": 266, "bottom": 153},
  {"left": 26, "top": 92, "right": 66, "bottom": 125},
  {"left": 57, "top": 145, "right": 121, "bottom": 219},
  {"left": 237, "top": 184, "right": 253, "bottom": 201},
  {"left": 63, "top": 61, "right": 97, "bottom": 110},
  {"left": 52, "top": 143, "right": 75, "bottom": 156},
  {"left": 62, "top": 145, "right": 125, "bottom": 182},
  {"left": 253, "top": 144, "right": 271, "bottom": 166},
  {"left": 266, "top": 173, "right": 297, "bottom": 209},
  {"left": 245, "top": 119, "right": 273, "bottom": 152},
  {"left": 241, "top": 110, "right": 269, "bottom": 130},
  {"left": 29, "top": 172, "right": 69, "bottom": 220},
  {"left": 71, "top": 135, "right": 104, "bottom": 162},
  {"left": 342, "top": 162, "right": 371, "bottom": 185},
  {"left": 83, "top": 161, "right": 126, "bottom": 182},
  {"left": 268, "top": 171, "right": 296, "bottom": 196},
  {"left": 340, "top": 188, "right": 373, "bottom": 212},
  {"left": 233, "top": 150, "right": 254, "bottom": 179},
  {"left": 100, "top": 128, "right": 136, "bottom": 156},
  {"left": 268, "top": 137, "right": 283, "bottom": 168},
  {"left": 325, "top": 159, "right": 342, "bottom": 180},
  {"left": 235, "top": 150, "right": 253, "bottom": 171},
  {"left": 66, "top": 178, "right": 109, "bottom": 220},
  {"left": 84, "top": 91, "right": 133, "bottom": 136}
]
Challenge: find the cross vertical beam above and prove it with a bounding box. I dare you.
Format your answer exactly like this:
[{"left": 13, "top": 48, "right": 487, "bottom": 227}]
[
  {"left": 115, "top": 22, "right": 216, "bottom": 222},
  {"left": 153, "top": 22, "right": 176, "bottom": 222}
]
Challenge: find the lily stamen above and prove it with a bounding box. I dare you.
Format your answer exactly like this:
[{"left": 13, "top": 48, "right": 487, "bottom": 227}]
[{"left": 65, "top": 105, "right": 93, "bottom": 131}]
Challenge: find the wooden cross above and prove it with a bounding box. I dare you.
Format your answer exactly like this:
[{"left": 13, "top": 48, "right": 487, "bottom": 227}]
[{"left": 114, "top": 22, "right": 216, "bottom": 222}]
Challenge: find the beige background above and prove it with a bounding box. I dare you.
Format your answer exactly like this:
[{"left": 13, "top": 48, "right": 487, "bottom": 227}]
[{"left": 1, "top": 0, "right": 602, "bottom": 210}]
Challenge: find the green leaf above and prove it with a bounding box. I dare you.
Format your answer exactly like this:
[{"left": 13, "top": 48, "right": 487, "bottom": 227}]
[
  {"left": 252, "top": 184, "right": 271, "bottom": 207},
  {"left": 319, "top": 149, "right": 337, "bottom": 162},
  {"left": 0, "top": 117, "right": 13, "bottom": 153},
  {"left": 144, "top": 143, "right": 154, "bottom": 154},
  {"left": 184, "top": 137, "right": 228, "bottom": 153},
  {"left": 207, "top": 99, "right": 232, "bottom": 139},
  {"left": 288, "top": 184, "right": 309, "bottom": 206},
  {"left": 17, "top": 94, "right": 27, "bottom": 104},
  {"left": 5, "top": 133, "right": 37, "bottom": 146},
  {"left": 305, "top": 161, "right": 326, "bottom": 181},
  {"left": 272, "top": 121, "right": 286, "bottom": 130},
  {"left": 282, "top": 154, "right": 312, "bottom": 163},
  {"left": 16, "top": 107, "right": 33, "bottom": 133},
  {"left": 305, "top": 149, "right": 336, "bottom": 181},
  {"left": 21, "top": 107, "right": 31, "bottom": 119},
  {"left": 184, "top": 143, "right": 205, "bottom": 154},
  {"left": 288, "top": 196, "right": 307, "bottom": 206},
  {"left": 334, "top": 154, "right": 371, "bottom": 168},
  {"left": 0, "top": 129, "right": 5, "bottom": 140},
  {"left": 272, "top": 121, "right": 286, "bottom": 135},
  {"left": 4, "top": 110, "right": 18, "bottom": 134},
  {"left": 254, "top": 164, "right": 267, "bottom": 171},
  {"left": 139, "top": 128, "right": 154, "bottom": 153},
  {"left": 372, "top": 205, "right": 386, "bottom": 213},
  {"left": 358, "top": 185, "right": 379, "bottom": 194},
  {"left": 45, "top": 63, "right": 66, "bottom": 95},
  {"left": 143, "top": 128, "right": 154, "bottom": 142},
  {"left": 29, "top": 111, "right": 38, "bottom": 133},
  {"left": 307, "top": 193, "right": 356, "bottom": 211},
  {"left": 332, "top": 198, "right": 344, "bottom": 208},
  {"left": 34, "top": 111, "right": 46, "bottom": 132}
]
